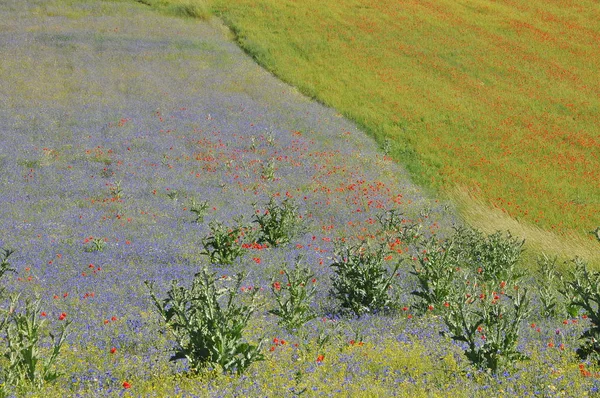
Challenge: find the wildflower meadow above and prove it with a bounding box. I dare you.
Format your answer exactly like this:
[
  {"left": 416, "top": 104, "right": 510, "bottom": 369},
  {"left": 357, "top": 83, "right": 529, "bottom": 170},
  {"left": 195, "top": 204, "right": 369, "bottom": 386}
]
[{"left": 0, "top": 0, "right": 599, "bottom": 396}]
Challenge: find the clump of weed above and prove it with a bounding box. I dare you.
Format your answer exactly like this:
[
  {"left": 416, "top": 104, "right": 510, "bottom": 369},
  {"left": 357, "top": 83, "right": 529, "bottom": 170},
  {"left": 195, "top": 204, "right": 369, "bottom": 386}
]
[
  {"left": 189, "top": 198, "right": 209, "bottom": 223},
  {"left": 409, "top": 227, "right": 530, "bottom": 372},
  {"left": 0, "top": 249, "right": 71, "bottom": 391},
  {"left": 376, "top": 209, "right": 422, "bottom": 246},
  {"left": 166, "top": 189, "right": 179, "bottom": 201},
  {"left": 535, "top": 254, "right": 562, "bottom": 318},
  {"left": 329, "top": 241, "right": 401, "bottom": 317},
  {"left": 83, "top": 237, "right": 107, "bottom": 252},
  {"left": 269, "top": 257, "right": 317, "bottom": 332},
  {"left": 146, "top": 268, "right": 264, "bottom": 374},
  {"left": 561, "top": 258, "right": 600, "bottom": 362},
  {"left": 410, "top": 227, "right": 525, "bottom": 314},
  {"left": 200, "top": 220, "right": 246, "bottom": 265},
  {"left": 108, "top": 180, "right": 122, "bottom": 200},
  {"left": 260, "top": 159, "right": 275, "bottom": 181},
  {"left": 409, "top": 236, "right": 458, "bottom": 314},
  {"left": 443, "top": 275, "right": 530, "bottom": 373},
  {"left": 252, "top": 198, "right": 302, "bottom": 247}
]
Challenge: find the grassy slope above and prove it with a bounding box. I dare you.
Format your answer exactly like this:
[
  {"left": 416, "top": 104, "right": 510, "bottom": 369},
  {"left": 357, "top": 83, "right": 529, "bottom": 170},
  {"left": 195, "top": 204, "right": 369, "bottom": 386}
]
[{"left": 201, "top": 0, "right": 600, "bottom": 263}]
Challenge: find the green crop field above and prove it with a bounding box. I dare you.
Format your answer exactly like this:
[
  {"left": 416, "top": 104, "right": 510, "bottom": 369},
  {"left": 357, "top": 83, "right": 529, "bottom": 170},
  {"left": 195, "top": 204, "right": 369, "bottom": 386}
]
[{"left": 173, "top": 0, "right": 600, "bottom": 263}]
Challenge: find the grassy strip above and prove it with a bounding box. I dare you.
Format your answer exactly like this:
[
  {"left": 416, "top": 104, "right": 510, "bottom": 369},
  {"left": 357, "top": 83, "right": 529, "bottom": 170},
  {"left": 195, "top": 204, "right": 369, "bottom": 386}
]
[{"left": 133, "top": 0, "right": 211, "bottom": 19}]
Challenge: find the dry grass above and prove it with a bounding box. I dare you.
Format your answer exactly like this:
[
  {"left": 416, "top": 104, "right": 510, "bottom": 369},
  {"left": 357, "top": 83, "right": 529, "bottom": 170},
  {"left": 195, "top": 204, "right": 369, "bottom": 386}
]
[{"left": 451, "top": 186, "right": 600, "bottom": 270}]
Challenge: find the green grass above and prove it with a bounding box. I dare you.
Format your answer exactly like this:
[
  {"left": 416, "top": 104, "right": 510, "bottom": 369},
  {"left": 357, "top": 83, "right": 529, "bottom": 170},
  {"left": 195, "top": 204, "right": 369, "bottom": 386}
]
[
  {"left": 134, "top": 0, "right": 211, "bottom": 19},
  {"left": 174, "top": 0, "right": 600, "bottom": 263}
]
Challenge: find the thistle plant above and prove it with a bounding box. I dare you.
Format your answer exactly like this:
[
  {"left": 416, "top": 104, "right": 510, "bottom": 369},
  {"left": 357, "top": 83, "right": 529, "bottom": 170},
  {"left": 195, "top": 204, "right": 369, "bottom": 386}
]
[
  {"left": 409, "top": 227, "right": 530, "bottom": 372},
  {"left": 145, "top": 269, "right": 264, "bottom": 374},
  {"left": 410, "top": 237, "right": 458, "bottom": 314},
  {"left": 265, "top": 130, "right": 275, "bottom": 147},
  {"left": 450, "top": 227, "right": 524, "bottom": 285},
  {"left": 3, "top": 298, "right": 72, "bottom": 389},
  {"left": 0, "top": 249, "right": 15, "bottom": 305},
  {"left": 261, "top": 158, "right": 275, "bottom": 181},
  {"left": 442, "top": 275, "right": 530, "bottom": 373},
  {"left": 535, "top": 254, "right": 562, "bottom": 318},
  {"left": 0, "top": 249, "right": 71, "bottom": 390},
  {"left": 253, "top": 198, "right": 302, "bottom": 247},
  {"left": 410, "top": 227, "right": 526, "bottom": 314},
  {"left": 84, "top": 237, "right": 106, "bottom": 252},
  {"left": 200, "top": 221, "right": 246, "bottom": 265},
  {"left": 108, "top": 180, "right": 122, "bottom": 200},
  {"left": 376, "top": 209, "right": 423, "bottom": 246},
  {"left": 376, "top": 209, "right": 404, "bottom": 233},
  {"left": 269, "top": 257, "right": 317, "bottom": 332},
  {"left": 561, "top": 258, "right": 600, "bottom": 362},
  {"left": 329, "top": 242, "right": 401, "bottom": 317},
  {"left": 189, "top": 198, "right": 208, "bottom": 223},
  {"left": 166, "top": 190, "right": 179, "bottom": 201}
]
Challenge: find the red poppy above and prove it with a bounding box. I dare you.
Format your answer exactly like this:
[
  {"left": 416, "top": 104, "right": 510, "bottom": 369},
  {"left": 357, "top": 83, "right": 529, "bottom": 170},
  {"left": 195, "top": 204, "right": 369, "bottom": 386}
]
[
  {"left": 58, "top": 313, "right": 67, "bottom": 321},
  {"left": 123, "top": 381, "right": 131, "bottom": 389},
  {"left": 316, "top": 354, "right": 324, "bottom": 363}
]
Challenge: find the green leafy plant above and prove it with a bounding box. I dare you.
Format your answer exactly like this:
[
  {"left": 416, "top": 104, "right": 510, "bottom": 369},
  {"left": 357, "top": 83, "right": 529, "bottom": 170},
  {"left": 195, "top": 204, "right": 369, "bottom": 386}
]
[
  {"left": 410, "top": 236, "right": 458, "bottom": 314},
  {"left": 200, "top": 221, "right": 246, "bottom": 265},
  {"left": 253, "top": 198, "right": 302, "bottom": 247},
  {"left": 329, "top": 242, "right": 401, "bottom": 317},
  {"left": 559, "top": 261, "right": 584, "bottom": 319},
  {"left": 145, "top": 269, "right": 264, "bottom": 374},
  {"left": 108, "top": 180, "right": 122, "bottom": 200},
  {"left": 535, "top": 254, "right": 562, "bottom": 318},
  {"left": 166, "top": 190, "right": 179, "bottom": 201},
  {"left": 0, "top": 249, "right": 71, "bottom": 391},
  {"left": 376, "top": 209, "right": 423, "bottom": 246},
  {"left": 561, "top": 258, "right": 600, "bottom": 362},
  {"left": 0, "top": 249, "right": 15, "bottom": 306},
  {"left": 3, "top": 298, "right": 72, "bottom": 389},
  {"left": 442, "top": 275, "right": 530, "bottom": 373},
  {"left": 452, "top": 227, "right": 525, "bottom": 284},
  {"left": 376, "top": 209, "right": 404, "bottom": 233},
  {"left": 260, "top": 158, "right": 275, "bottom": 181},
  {"left": 410, "top": 227, "right": 526, "bottom": 314},
  {"left": 269, "top": 257, "right": 317, "bottom": 332},
  {"left": 265, "top": 130, "right": 275, "bottom": 147},
  {"left": 84, "top": 237, "right": 106, "bottom": 252},
  {"left": 189, "top": 198, "right": 209, "bottom": 223},
  {"left": 408, "top": 227, "right": 530, "bottom": 372}
]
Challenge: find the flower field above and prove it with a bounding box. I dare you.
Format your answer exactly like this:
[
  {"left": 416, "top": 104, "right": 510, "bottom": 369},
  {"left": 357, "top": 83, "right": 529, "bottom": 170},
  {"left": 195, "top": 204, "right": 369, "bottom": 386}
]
[{"left": 0, "top": 0, "right": 599, "bottom": 396}]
